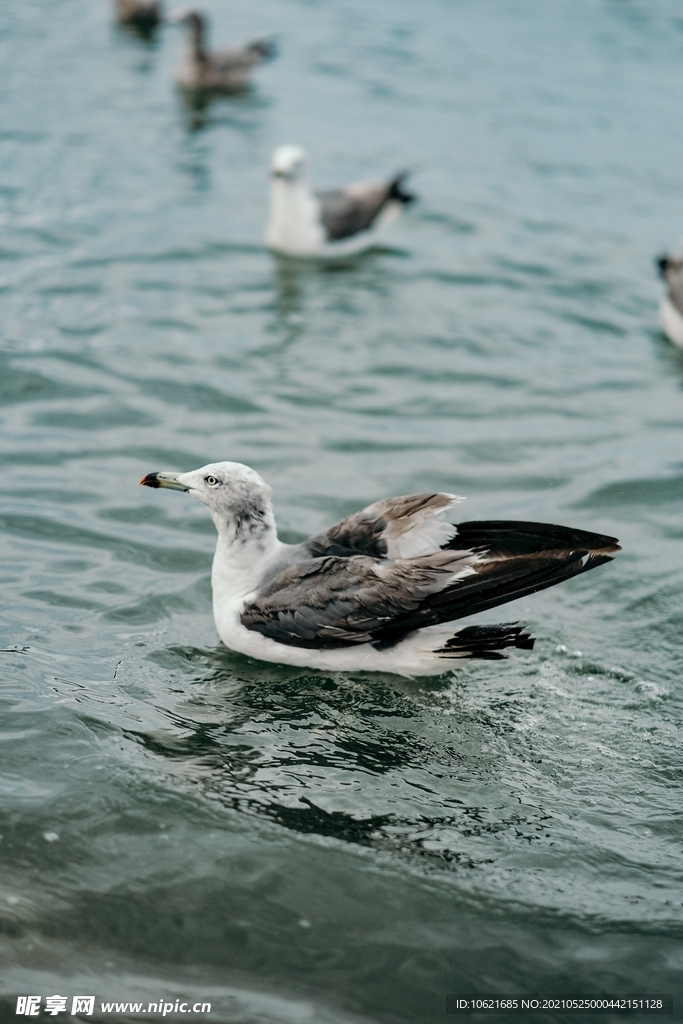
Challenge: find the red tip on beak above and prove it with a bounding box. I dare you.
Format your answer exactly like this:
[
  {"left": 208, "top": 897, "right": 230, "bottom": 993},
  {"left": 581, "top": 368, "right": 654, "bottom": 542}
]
[{"left": 140, "top": 473, "right": 161, "bottom": 488}]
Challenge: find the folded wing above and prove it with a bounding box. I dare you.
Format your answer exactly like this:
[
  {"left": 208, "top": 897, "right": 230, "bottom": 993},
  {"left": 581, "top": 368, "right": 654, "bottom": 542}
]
[
  {"left": 317, "top": 173, "right": 414, "bottom": 242},
  {"left": 242, "top": 518, "right": 620, "bottom": 650},
  {"left": 305, "top": 491, "right": 461, "bottom": 559},
  {"left": 212, "top": 38, "right": 276, "bottom": 73}
]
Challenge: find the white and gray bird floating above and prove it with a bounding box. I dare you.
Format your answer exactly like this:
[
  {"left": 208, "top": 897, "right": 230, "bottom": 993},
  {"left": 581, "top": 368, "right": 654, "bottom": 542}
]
[
  {"left": 141, "top": 461, "right": 620, "bottom": 677},
  {"left": 171, "top": 10, "right": 276, "bottom": 94},
  {"left": 657, "top": 254, "right": 683, "bottom": 347},
  {"left": 266, "top": 145, "right": 415, "bottom": 258}
]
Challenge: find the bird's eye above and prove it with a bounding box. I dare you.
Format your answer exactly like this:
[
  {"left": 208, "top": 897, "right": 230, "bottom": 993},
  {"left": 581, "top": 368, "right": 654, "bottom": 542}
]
[{"left": 205, "top": 475, "right": 219, "bottom": 487}]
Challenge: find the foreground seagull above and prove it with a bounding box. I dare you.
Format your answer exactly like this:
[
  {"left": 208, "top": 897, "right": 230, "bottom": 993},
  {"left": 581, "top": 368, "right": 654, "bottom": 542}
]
[
  {"left": 140, "top": 462, "right": 619, "bottom": 677},
  {"left": 657, "top": 254, "right": 683, "bottom": 347},
  {"left": 266, "top": 145, "right": 415, "bottom": 257},
  {"left": 171, "top": 10, "right": 276, "bottom": 94},
  {"left": 115, "top": 0, "right": 162, "bottom": 31}
]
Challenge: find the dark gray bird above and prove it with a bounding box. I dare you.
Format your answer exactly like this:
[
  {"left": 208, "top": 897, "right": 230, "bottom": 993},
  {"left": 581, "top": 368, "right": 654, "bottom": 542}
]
[
  {"left": 115, "top": 0, "right": 163, "bottom": 32},
  {"left": 657, "top": 253, "right": 683, "bottom": 347},
  {"left": 140, "top": 461, "right": 620, "bottom": 676},
  {"left": 267, "top": 144, "right": 415, "bottom": 257},
  {"left": 171, "top": 10, "right": 276, "bottom": 94}
]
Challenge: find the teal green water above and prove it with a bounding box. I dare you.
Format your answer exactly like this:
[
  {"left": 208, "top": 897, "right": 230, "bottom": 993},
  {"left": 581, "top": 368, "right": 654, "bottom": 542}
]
[{"left": 1, "top": 1, "right": 682, "bottom": 1021}]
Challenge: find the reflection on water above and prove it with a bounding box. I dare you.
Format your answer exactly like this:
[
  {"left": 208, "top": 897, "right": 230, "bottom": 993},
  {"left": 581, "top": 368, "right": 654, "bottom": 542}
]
[
  {"left": 99, "top": 639, "right": 682, "bottom": 932},
  {"left": 178, "top": 90, "right": 271, "bottom": 136}
]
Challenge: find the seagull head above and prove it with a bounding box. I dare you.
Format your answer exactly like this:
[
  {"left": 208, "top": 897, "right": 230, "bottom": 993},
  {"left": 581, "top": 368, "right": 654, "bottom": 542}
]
[
  {"left": 141, "top": 461, "right": 275, "bottom": 544},
  {"left": 657, "top": 252, "right": 683, "bottom": 280},
  {"left": 270, "top": 145, "right": 308, "bottom": 182}
]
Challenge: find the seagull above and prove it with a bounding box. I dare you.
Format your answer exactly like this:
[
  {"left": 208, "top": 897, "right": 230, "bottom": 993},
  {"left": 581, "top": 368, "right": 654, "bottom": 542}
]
[
  {"left": 656, "top": 254, "right": 683, "bottom": 347},
  {"left": 171, "top": 10, "right": 276, "bottom": 94},
  {"left": 266, "top": 145, "right": 415, "bottom": 258},
  {"left": 115, "top": 0, "right": 163, "bottom": 31},
  {"left": 140, "top": 461, "right": 620, "bottom": 677}
]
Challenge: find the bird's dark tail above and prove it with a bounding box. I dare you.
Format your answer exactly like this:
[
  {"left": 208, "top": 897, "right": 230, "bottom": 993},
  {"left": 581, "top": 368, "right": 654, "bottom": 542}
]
[
  {"left": 424, "top": 521, "right": 619, "bottom": 627},
  {"left": 387, "top": 172, "right": 415, "bottom": 205},
  {"left": 448, "top": 520, "right": 620, "bottom": 559},
  {"left": 370, "top": 520, "right": 619, "bottom": 648},
  {"left": 436, "top": 623, "right": 535, "bottom": 661}
]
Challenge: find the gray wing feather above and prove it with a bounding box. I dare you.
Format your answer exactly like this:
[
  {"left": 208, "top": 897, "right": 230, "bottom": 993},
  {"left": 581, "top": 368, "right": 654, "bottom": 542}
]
[
  {"left": 317, "top": 182, "right": 395, "bottom": 241},
  {"left": 305, "top": 492, "right": 459, "bottom": 559},
  {"left": 210, "top": 39, "right": 274, "bottom": 73},
  {"left": 241, "top": 522, "right": 620, "bottom": 650},
  {"left": 241, "top": 553, "right": 465, "bottom": 648}
]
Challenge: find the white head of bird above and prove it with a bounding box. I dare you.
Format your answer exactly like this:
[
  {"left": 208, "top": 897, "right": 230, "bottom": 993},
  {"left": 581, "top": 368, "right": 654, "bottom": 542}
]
[{"left": 141, "top": 461, "right": 277, "bottom": 559}]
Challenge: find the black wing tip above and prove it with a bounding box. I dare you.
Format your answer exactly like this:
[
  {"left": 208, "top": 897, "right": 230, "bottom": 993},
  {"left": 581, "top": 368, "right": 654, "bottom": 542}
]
[
  {"left": 581, "top": 539, "right": 620, "bottom": 557},
  {"left": 450, "top": 520, "right": 621, "bottom": 557},
  {"left": 388, "top": 172, "right": 416, "bottom": 205},
  {"left": 436, "top": 623, "right": 535, "bottom": 660},
  {"left": 582, "top": 552, "right": 616, "bottom": 573}
]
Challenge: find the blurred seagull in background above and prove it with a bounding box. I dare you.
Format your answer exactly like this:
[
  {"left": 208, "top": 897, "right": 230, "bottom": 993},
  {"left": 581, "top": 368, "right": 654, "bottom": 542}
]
[
  {"left": 115, "top": 0, "right": 163, "bottom": 31},
  {"left": 266, "top": 145, "right": 415, "bottom": 257},
  {"left": 657, "top": 253, "right": 683, "bottom": 347},
  {"left": 141, "top": 461, "right": 620, "bottom": 677},
  {"left": 170, "top": 10, "right": 276, "bottom": 94}
]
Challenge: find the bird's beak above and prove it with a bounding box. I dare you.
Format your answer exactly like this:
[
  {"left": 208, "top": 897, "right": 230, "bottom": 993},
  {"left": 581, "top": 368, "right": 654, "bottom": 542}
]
[{"left": 140, "top": 471, "right": 190, "bottom": 491}]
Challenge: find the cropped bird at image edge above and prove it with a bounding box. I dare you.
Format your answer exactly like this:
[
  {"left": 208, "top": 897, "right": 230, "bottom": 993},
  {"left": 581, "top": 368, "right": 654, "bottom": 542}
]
[
  {"left": 141, "top": 462, "right": 620, "bottom": 676},
  {"left": 656, "top": 253, "right": 683, "bottom": 347}
]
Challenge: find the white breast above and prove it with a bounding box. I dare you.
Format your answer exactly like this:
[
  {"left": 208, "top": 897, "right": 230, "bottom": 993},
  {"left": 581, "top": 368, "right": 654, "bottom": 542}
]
[
  {"left": 266, "top": 178, "right": 325, "bottom": 256},
  {"left": 660, "top": 297, "right": 683, "bottom": 348}
]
